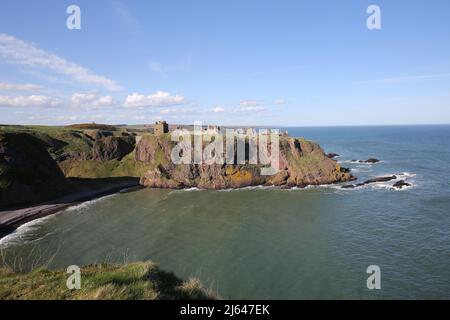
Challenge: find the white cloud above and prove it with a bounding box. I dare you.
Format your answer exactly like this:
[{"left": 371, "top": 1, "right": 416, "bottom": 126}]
[
  {"left": 160, "top": 108, "right": 177, "bottom": 114},
  {"left": 160, "top": 108, "right": 193, "bottom": 114},
  {"left": 71, "top": 92, "right": 115, "bottom": 108},
  {"left": 124, "top": 91, "right": 186, "bottom": 108},
  {"left": 0, "top": 33, "right": 121, "bottom": 91},
  {"left": 239, "top": 100, "right": 260, "bottom": 107},
  {"left": 273, "top": 98, "right": 288, "bottom": 105},
  {"left": 212, "top": 107, "right": 225, "bottom": 113},
  {"left": 238, "top": 105, "right": 265, "bottom": 112},
  {"left": 0, "top": 95, "right": 62, "bottom": 107},
  {"left": 364, "top": 73, "right": 450, "bottom": 84},
  {"left": 0, "top": 82, "right": 43, "bottom": 91}
]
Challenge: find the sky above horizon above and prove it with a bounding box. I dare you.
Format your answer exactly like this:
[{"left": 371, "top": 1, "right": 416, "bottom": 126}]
[{"left": 1, "top": 0, "right": 450, "bottom": 126}]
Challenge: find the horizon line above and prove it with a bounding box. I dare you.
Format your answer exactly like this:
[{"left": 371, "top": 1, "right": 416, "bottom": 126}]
[{"left": 1, "top": 122, "right": 450, "bottom": 128}]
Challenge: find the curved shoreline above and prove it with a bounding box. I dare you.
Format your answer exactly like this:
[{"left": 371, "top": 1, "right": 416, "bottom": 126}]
[
  {"left": 0, "top": 180, "right": 141, "bottom": 239},
  {"left": 0, "top": 179, "right": 349, "bottom": 239}
]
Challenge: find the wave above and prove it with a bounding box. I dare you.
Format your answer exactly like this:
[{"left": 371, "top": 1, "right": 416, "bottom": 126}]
[
  {"left": 349, "top": 166, "right": 373, "bottom": 173},
  {"left": 339, "top": 160, "right": 385, "bottom": 165},
  {"left": 119, "top": 186, "right": 141, "bottom": 193},
  {"left": 0, "top": 215, "right": 55, "bottom": 248},
  {"left": 63, "top": 194, "right": 116, "bottom": 212},
  {"left": 217, "top": 185, "right": 276, "bottom": 192},
  {"left": 336, "top": 172, "right": 416, "bottom": 192},
  {"left": 396, "top": 172, "right": 416, "bottom": 179},
  {"left": 184, "top": 187, "right": 200, "bottom": 192},
  {"left": 168, "top": 187, "right": 201, "bottom": 195}
]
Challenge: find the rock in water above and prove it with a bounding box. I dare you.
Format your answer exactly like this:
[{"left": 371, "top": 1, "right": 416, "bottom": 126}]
[
  {"left": 392, "top": 180, "right": 411, "bottom": 189},
  {"left": 363, "top": 175, "right": 397, "bottom": 184},
  {"left": 326, "top": 153, "right": 340, "bottom": 158},
  {"left": 341, "top": 175, "right": 401, "bottom": 189},
  {"left": 350, "top": 158, "right": 380, "bottom": 163}
]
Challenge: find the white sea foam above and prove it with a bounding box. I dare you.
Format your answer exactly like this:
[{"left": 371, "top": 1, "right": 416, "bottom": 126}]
[
  {"left": 396, "top": 172, "right": 416, "bottom": 179},
  {"left": 119, "top": 186, "right": 141, "bottom": 193},
  {"left": 168, "top": 187, "right": 201, "bottom": 195},
  {"left": 184, "top": 187, "right": 200, "bottom": 191},
  {"left": 339, "top": 160, "right": 385, "bottom": 165},
  {"left": 350, "top": 166, "right": 373, "bottom": 173},
  {"left": 336, "top": 172, "right": 417, "bottom": 192},
  {"left": 217, "top": 185, "right": 275, "bottom": 192},
  {"left": 288, "top": 184, "right": 342, "bottom": 191},
  {"left": 64, "top": 194, "right": 116, "bottom": 212},
  {"left": 0, "top": 215, "right": 54, "bottom": 248}
]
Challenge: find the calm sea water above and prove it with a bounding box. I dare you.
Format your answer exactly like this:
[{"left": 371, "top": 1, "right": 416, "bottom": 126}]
[{"left": 1, "top": 125, "right": 449, "bottom": 299}]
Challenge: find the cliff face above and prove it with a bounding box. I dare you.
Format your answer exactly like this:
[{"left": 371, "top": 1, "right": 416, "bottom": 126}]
[
  {"left": 92, "top": 136, "right": 135, "bottom": 161},
  {"left": 0, "top": 126, "right": 139, "bottom": 208},
  {"left": 137, "top": 135, "right": 353, "bottom": 189},
  {"left": 0, "top": 132, "right": 70, "bottom": 208}
]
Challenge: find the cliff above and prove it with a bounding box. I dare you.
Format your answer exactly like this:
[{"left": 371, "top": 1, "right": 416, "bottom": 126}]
[
  {"left": 137, "top": 134, "right": 353, "bottom": 189},
  {"left": 0, "top": 132, "right": 71, "bottom": 208}
]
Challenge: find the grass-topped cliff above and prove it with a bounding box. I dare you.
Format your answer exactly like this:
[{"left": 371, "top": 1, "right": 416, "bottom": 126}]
[
  {"left": 0, "top": 124, "right": 353, "bottom": 208},
  {"left": 0, "top": 261, "right": 215, "bottom": 300},
  {"left": 136, "top": 133, "right": 353, "bottom": 189},
  {"left": 0, "top": 124, "right": 143, "bottom": 208},
  {"left": 0, "top": 131, "right": 72, "bottom": 207}
]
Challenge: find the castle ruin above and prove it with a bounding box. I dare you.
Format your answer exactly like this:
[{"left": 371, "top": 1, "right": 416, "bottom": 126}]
[{"left": 154, "top": 121, "right": 169, "bottom": 135}]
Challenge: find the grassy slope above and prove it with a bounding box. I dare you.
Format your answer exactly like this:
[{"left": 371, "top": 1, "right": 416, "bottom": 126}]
[
  {"left": 0, "top": 262, "right": 215, "bottom": 300},
  {"left": 0, "top": 125, "right": 149, "bottom": 179},
  {"left": 58, "top": 152, "right": 149, "bottom": 178}
]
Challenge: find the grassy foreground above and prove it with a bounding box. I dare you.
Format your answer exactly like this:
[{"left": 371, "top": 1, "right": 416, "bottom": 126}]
[{"left": 0, "top": 261, "right": 215, "bottom": 300}]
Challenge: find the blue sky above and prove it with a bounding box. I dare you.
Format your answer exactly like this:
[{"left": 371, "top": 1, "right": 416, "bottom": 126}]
[{"left": 0, "top": 0, "right": 449, "bottom": 126}]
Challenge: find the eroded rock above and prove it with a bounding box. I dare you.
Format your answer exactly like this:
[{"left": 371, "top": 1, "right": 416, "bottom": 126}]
[
  {"left": 138, "top": 136, "right": 355, "bottom": 189},
  {"left": 93, "top": 136, "right": 135, "bottom": 161}
]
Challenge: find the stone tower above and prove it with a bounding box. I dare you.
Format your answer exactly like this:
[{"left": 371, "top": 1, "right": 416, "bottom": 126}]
[{"left": 154, "top": 121, "right": 169, "bottom": 135}]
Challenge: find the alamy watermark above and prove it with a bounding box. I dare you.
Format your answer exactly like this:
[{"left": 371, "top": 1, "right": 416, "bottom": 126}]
[
  {"left": 366, "top": 265, "right": 381, "bottom": 290},
  {"left": 66, "top": 5, "right": 81, "bottom": 30},
  {"left": 66, "top": 265, "right": 81, "bottom": 290},
  {"left": 170, "top": 122, "right": 280, "bottom": 175},
  {"left": 66, "top": 4, "right": 381, "bottom": 31},
  {"left": 367, "top": 5, "right": 382, "bottom": 30}
]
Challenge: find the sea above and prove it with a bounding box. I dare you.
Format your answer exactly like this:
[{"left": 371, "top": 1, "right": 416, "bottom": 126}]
[{"left": 1, "top": 125, "right": 449, "bottom": 299}]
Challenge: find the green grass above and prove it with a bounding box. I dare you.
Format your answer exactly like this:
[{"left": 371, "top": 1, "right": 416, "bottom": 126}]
[
  {"left": 58, "top": 152, "right": 150, "bottom": 179},
  {"left": 66, "top": 123, "right": 117, "bottom": 131},
  {"left": 0, "top": 262, "right": 216, "bottom": 300},
  {"left": 0, "top": 125, "right": 147, "bottom": 179}
]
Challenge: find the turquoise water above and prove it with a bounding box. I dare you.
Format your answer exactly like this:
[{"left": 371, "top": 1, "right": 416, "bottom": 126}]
[{"left": 1, "top": 125, "right": 449, "bottom": 299}]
